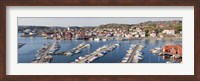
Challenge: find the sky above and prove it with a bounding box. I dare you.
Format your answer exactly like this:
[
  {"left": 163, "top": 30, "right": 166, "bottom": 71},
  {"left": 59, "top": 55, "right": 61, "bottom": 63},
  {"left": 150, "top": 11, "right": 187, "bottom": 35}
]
[{"left": 18, "top": 17, "right": 182, "bottom": 27}]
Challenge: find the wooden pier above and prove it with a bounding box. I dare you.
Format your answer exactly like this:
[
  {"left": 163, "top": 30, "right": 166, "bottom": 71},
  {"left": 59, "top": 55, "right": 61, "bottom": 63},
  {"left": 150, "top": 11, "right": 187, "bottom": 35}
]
[
  {"left": 121, "top": 44, "right": 144, "bottom": 63},
  {"left": 32, "top": 43, "right": 54, "bottom": 63},
  {"left": 37, "top": 43, "right": 54, "bottom": 63},
  {"left": 18, "top": 43, "right": 25, "bottom": 49},
  {"left": 127, "top": 45, "right": 140, "bottom": 63},
  {"left": 56, "top": 43, "right": 90, "bottom": 56},
  {"left": 75, "top": 44, "right": 119, "bottom": 63}
]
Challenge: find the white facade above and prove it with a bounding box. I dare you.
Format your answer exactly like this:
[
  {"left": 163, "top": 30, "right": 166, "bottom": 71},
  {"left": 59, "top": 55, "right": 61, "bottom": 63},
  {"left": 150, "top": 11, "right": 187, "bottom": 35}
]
[
  {"left": 162, "top": 29, "right": 175, "bottom": 35},
  {"left": 140, "top": 32, "right": 146, "bottom": 37},
  {"left": 150, "top": 33, "right": 156, "bottom": 37},
  {"left": 135, "top": 34, "right": 139, "bottom": 38}
]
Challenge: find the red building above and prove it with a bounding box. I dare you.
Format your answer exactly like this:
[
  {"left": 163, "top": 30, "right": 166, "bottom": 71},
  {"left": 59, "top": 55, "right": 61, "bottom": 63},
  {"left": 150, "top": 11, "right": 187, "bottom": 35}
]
[{"left": 162, "top": 44, "right": 182, "bottom": 55}]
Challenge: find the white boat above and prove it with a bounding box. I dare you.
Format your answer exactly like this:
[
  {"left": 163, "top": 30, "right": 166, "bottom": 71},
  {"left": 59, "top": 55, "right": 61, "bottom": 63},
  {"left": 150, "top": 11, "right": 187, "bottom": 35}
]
[
  {"left": 166, "top": 61, "right": 171, "bottom": 63},
  {"left": 102, "top": 46, "right": 107, "bottom": 48},
  {"left": 78, "top": 56, "right": 84, "bottom": 60},
  {"left": 127, "top": 50, "right": 133, "bottom": 53},
  {"left": 126, "top": 53, "right": 131, "bottom": 57},
  {"left": 48, "top": 42, "right": 61, "bottom": 54},
  {"left": 98, "top": 53, "right": 104, "bottom": 57},
  {"left": 94, "top": 38, "right": 100, "bottom": 41},
  {"left": 65, "top": 52, "right": 72, "bottom": 56},
  {"left": 123, "top": 57, "right": 129, "bottom": 60},
  {"left": 44, "top": 55, "right": 53, "bottom": 59},
  {"left": 89, "top": 38, "right": 94, "bottom": 41},
  {"left": 138, "top": 56, "right": 143, "bottom": 60},
  {"left": 150, "top": 47, "right": 162, "bottom": 54},
  {"left": 88, "top": 56, "right": 98, "bottom": 62},
  {"left": 115, "top": 44, "right": 120, "bottom": 47},
  {"left": 48, "top": 50, "right": 54, "bottom": 54},
  {"left": 35, "top": 53, "right": 41, "bottom": 57},
  {"left": 131, "top": 44, "right": 136, "bottom": 47},
  {"left": 139, "top": 52, "right": 143, "bottom": 55},
  {"left": 155, "top": 47, "right": 162, "bottom": 50},
  {"left": 79, "top": 43, "right": 84, "bottom": 46},
  {"left": 36, "top": 56, "right": 41, "bottom": 60},
  {"left": 85, "top": 44, "right": 91, "bottom": 47},
  {"left": 102, "top": 39, "right": 108, "bottom": 41},
  {"left": 121, "top": 60, "right": 128, "bottom": 63},
  {"left": 151, "top": 50, "right": 161, "bottom": 54},
  {"left": 75, "top": 59, "right": 79, "bottom": 62},
  {"left": 74, "top": 50, "right": 81, "bottom": 54}
]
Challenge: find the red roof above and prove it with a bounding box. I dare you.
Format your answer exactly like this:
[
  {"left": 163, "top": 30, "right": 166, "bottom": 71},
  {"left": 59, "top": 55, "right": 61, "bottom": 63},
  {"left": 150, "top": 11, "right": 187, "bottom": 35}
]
[{"left": 163, "top": 44, "right": 182, "bottom": 55}]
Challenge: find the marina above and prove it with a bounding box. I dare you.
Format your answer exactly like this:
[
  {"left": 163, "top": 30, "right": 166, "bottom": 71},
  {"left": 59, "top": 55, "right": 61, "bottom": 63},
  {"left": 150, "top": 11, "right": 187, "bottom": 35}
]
[
  {"left": 17, "top": 18, "right": 182, "bottom": 63},
  {"left": 18, "top": 35, "right": 182, "bottom": 63}
]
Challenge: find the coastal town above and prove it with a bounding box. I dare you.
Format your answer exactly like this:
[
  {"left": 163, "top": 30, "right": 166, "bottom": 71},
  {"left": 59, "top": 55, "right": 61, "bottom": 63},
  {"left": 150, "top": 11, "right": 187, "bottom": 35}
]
[
  {"left": 18, "top": 20, "right": 182, "bottom": 63},
  {"left": 18, "top": 20, "right": 182, "bottom": 40}
]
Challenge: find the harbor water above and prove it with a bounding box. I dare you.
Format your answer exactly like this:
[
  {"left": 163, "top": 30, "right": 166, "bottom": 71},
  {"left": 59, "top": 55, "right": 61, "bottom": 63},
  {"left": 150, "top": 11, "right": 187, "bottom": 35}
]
[{"left": 18, "top": 33, "right": 182, "bottom": 63}]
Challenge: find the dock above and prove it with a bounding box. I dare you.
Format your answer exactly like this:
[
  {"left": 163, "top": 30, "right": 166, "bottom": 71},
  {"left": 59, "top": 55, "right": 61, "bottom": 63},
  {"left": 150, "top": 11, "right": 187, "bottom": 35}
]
[
  {"left": 57, "top": 43, "right": 90, "bottom": 56},
  {"left": 73, "top": 44, "right": 120, "bottom": 63},
  {"left": 32, "top": 42, "right": 60, "bottom": 63},
  {"left": 121, "top": 44, "right": 144, "bottom": 63},
  {"left": 18, "top": 43, "right": 25, "bottom": 48},
  {"left": 127, "top": 45, "right": 139, "bottom": 63}
]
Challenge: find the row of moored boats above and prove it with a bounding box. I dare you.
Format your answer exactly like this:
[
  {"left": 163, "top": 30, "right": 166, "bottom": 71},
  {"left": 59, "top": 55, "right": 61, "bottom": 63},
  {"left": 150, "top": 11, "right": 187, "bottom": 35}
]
[
  {"left": 62, "top": 43, "right": 90, "bottom": 56},
  {"left": 121, "top": 44, "right": 145, "bottom": 63},
  {"left": 33, "top": 42, "right": 60, "bottom": 63},
  {"left": 73, "top": 44, "right": 120, "bottom": 63}
]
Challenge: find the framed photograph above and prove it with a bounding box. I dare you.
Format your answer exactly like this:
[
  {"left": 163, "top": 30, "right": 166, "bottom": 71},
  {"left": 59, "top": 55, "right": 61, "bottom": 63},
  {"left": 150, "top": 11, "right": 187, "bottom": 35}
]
[{"left": 0, "top": 0, "right": 199, "bottom": 81}]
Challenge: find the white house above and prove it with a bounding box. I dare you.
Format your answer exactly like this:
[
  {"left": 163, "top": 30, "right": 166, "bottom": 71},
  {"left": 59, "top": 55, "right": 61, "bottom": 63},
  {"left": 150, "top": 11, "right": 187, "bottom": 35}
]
[
  {"left": 150, "top": 32, "right": 156, "bottom": 37},
  {"left": 162, "top": 29, "right": 175, "bottom": 35},
  {"left": 136, "top": 28, "right": 142, "bottom": 33},
  {"left": 140, "top": 32, "right": 146, "bottom": 37},
  {"left": 135, "top": 34, "right": 139, "bottom": 38},
  {"left": 125, "top": 34, "right": 133, "bottom": 38},
  {"left": 24, "top": 29, "right": 31, "bottom": 33}
]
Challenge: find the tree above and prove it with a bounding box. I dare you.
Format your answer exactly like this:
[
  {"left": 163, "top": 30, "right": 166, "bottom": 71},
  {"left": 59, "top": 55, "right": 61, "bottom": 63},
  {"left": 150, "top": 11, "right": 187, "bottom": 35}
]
[
  {"left": 145, "top": 30, "right": 150, "bottom": 36},
  {"left": 174, "top": 24, "right": 182, "bottom": 33}
]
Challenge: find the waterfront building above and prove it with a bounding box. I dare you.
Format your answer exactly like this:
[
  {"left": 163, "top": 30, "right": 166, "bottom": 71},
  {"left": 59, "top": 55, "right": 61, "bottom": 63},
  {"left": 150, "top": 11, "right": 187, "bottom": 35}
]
[
  {"left": 162, "top": 44, "right": 182, "bottom": 55},
  {"left": 162, "top": 29, "right": 175, "bottom": 35},
  {"left": 23, "top": 29, "right": 31, "bottom": 33},
  {"left": 135, "top": 34, "right": 139, "bottom": 38},
  {"left": 140, "top": 32, "right": 146, "bottom": 37},
  {"left": 150, "top": 32, "right": 156, "bottom": 37}
]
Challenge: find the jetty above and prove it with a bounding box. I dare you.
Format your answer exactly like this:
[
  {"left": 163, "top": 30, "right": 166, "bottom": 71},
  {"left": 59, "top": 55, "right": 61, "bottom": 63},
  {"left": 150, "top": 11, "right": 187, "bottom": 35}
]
[
  {"left": 73, "top": 43, "right": 120, "bottom": 63},
  {"left": 57, "top": 43, "right": 90, "bottom": 56},
  {"left": 18, "top": 43, "right": 25, "bottom": 48},
  {"left": 121, "top": 44, "right": 145, "bottom": 63},
  {"left": 32, "top": 42, "right": 60, "bottom": 63}
]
